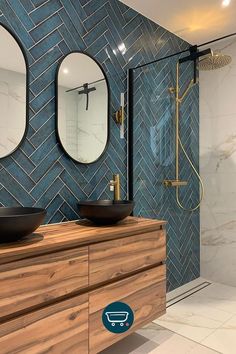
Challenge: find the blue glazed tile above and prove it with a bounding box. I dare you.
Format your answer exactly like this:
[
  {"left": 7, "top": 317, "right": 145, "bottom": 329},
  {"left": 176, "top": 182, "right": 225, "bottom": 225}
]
[
  {"left": 31, "top": 0, "right": 48, "bottom": 7},
  {"left": 29, "top": 29, "right": 62, "bottom": 60},
  {"left": 78, "top": 0, "right": 87, "bottom": 6},
  {"left": 48, "top": 210, "right": 64, "bottom": 224},
  {"left": 0, "top": 5, "right": 34, "bottom": 48},
  {"left": 0, "top": 188, "right": 23, "bottom": 207},
  {"left": 29, "top": 13, "right": 62, "bottom": 42},
  {"left": 83, "top": 20, "right": 107, "bottom": 47},
  {"left": 20, "top": 139, "right": 36, "bottom": 156},
  {"left": 29, "top": 117, "right": 55, "bottom": 148},
  {"left": 19, "top": 0, "right": 35, "bottom": 12},
  {"left": 61, "top": 0, "right": 86, "bottom": 37},
  {"left": 59, "top": 201, "right": 78, "bottom": 220},
  {"left": 30, "top": 100, "right": 54, "bottom": 130},
  {"left": 83, "top": 4, "right": 107, "bottom": 32},
  {"left": 58, "top": 40, "right": 70, "bottom": 55},
  {"left": 57, "top": 23, "right": 78, "bottom": 51},
  {"left": 12, "top": 150, "right": 36, "bottom": 175},
  {"left": 30, "top": 82, "right": 54, "bottom": 113},
  {"left": 0, "top": 168, "right": 35, "bottom": 205},
  {"left": 68, "top": 0, "right": 87, "bottom": 22},
  {"left": 30, "top": 65, "right": 55, "bottom": 96},
  {"left": 60, "top": 185, "right": 80, "bottom": 208},
  {"left": 30, "top": 161, "right": 63, "bottom": 200},
  {"left": 30, "top": 133, "right": 57, "bottom": 165},
  {"left": 58, "top": 9, "right": 85, "bottom": 50},
  {"left": 30, "top": 145, "right": 60, "bottom": 183},
  {"left": 83, "top": 0, "right": 106, "bottom": 17},
  {"left": 60, "top": 170, "right": 87, "bottom": 200},
  {"left": 29, "top": 0, "right": 62, "bottom": 25},
  {"left": 86, "top": 33, "right": 108, "bottom": 57},
  {"left": 8, "top": 0, "right": 34, "bottom": 30},
  {"left": 0, "top": 159, "right": 35, "bottom": 190},
  {"left": 34, "top": 177, "right": 63, "bottom": 207},
  {"left": 44, "top": 195, "right": 63, "bottom": 223},
  {"left": 30, "top": 46, "right": 62, "bottom": 78}
]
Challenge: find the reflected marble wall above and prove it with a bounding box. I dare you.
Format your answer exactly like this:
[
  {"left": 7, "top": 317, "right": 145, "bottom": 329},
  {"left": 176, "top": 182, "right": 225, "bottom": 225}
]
[
  {"left": 58, "top": 81, "right": 107, "bottom": 163},
  {"left": 0, "top": 68, "right": 26, "bottom": 157},
  {"left": 58, "top": 86, "right": 78, "bottom": 158},
  {"left": 200, "top": 38, "right": 236, "bottom": 286}
]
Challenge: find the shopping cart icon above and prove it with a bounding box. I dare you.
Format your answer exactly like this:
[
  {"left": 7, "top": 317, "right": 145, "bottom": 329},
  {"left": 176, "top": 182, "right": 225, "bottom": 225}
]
[{"left": 105, "top": 311, "right": 129, "bottom": 327}]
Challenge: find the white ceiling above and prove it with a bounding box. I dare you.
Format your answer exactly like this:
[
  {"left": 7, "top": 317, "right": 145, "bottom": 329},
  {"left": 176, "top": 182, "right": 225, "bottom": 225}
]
[
  {"left": 120, "top": 0, "right": 236, "bottom": 44},
  {"left": 0, "top": 26, "right": 25, "bottom": 74},
  {"left": 59, "top": 53, "right": 104, "bottom": 89}
]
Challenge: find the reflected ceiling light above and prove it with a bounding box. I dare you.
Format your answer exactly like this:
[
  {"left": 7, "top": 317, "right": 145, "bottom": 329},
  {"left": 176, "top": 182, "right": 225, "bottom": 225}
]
[
  {"left": 222, "top": 0, "right": 231, "bottom": 7},
  {"left": 118, "top": 43, "right": 127, "bottom": 55},
  {"left": 63, "top": 68, "right": 69, "bottom": 74}
]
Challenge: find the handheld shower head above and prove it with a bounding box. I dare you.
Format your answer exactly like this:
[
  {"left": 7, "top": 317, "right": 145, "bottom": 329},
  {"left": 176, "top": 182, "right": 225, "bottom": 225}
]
[{"left": 198, "top": 51, "right": 232, "bottom": 70}]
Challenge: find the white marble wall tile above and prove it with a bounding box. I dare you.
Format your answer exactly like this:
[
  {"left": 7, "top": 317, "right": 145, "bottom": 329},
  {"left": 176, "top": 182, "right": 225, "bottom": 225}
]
[{"left": 200, "top": 38, "right": 236, "bottom": 286}]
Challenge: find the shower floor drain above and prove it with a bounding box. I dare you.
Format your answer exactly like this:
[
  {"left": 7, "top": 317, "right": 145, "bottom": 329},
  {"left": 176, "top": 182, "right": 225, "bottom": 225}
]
[{"left": 167, "top": 281, "right": 212, "bottom": 308}]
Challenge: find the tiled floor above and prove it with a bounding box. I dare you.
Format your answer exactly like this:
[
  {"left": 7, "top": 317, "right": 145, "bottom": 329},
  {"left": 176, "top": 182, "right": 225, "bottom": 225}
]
[
  {"left": 154, "top": 278, "right": 236, "bottom": 354},
  {"left": 101, "top": 278, "right": 236, "bottom": 354},
  {"left": 101, "top": 323, "right": 218, "bottom": 354}
]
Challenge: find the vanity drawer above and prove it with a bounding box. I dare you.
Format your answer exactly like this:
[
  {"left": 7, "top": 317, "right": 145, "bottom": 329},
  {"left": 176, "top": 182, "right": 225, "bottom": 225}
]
[
  {"left": 0, "top": 293, "right": 88, "bottom": 354},
  {"left": 0, "top": 247, "right": 88, "bottom": 319},
  {"left": 89, "top": 264, "right": 166, "bottom": 354},
  {"left": 89, "top": 230, "right": 166, "bottom": 285}
]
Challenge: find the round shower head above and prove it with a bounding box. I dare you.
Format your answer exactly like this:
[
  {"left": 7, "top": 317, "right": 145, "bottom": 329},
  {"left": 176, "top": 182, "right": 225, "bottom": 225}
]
[{"left": 198, "top": 51, "right": 232, "bottom": 71}]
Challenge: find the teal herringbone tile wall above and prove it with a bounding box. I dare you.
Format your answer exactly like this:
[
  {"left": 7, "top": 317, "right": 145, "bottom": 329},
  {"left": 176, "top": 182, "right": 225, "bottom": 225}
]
[{"left": 0, "top": 0, "right": 198, "bottom": 290}]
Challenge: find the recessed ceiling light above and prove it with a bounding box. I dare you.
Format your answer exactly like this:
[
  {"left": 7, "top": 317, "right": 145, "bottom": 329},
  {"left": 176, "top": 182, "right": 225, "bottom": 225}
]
[
  {"left": 63, "top": 68, "right": 69, "bottom": 74},
  {"left": 222, "top": 0, "right": 231, "bottom": 7}
]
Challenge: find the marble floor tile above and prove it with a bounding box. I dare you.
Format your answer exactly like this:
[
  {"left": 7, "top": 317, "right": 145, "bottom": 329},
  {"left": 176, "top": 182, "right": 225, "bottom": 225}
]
[
  {"left": 201, "top": 315, "right": 236, "bottom": 354},
  {"left": 154, "top": 289, "right": 232, "bottom": 342},
  {"left": 187, "top": 283, "right": 236, "bottom": 315},
  {"left": 148, "top": 335, "right": 220, "bottom": 354},
  {"left": 100, "top": 323, "right": 219, "bottom": 354}
]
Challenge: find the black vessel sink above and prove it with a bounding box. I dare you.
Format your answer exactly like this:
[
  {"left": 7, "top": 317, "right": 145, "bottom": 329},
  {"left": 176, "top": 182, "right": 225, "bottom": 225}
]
[
  {"left": 77, "top": 200, "right": 134, "bottom": 225},
  {"left": 0, "top": 207, "right": 46, "bottom": 243}
]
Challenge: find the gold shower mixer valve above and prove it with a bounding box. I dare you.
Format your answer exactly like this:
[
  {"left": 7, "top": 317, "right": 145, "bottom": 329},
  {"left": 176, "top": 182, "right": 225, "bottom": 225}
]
[
  {"left": 168, "top": 87, "right": 175, "bottom": 94},
  {"left": 163, "top": 180, "right": 188, "bottom": 187}
]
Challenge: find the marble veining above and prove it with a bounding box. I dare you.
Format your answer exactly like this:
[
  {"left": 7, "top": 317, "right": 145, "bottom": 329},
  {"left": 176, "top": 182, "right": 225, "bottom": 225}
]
[
  {"left": 200, "top": 37, "right": 236, "bottom": 286},
  {"left": 154, "top": 277, "right": 236, "bottom": 354},
  {"left": 101, "top": 322, "right": 218, "bottom": 354},
  {"left": 0, "top": 68, "right": 26, "bottom": 158}
]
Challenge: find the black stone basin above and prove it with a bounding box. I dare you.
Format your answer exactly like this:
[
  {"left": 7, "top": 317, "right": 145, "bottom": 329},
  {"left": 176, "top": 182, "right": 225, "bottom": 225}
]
[
  {"left": 77, "top": 200, "right": 134, "bottom": 225},
  {"left": 0, "top": 207, "right": 46, "bottom": 243}
]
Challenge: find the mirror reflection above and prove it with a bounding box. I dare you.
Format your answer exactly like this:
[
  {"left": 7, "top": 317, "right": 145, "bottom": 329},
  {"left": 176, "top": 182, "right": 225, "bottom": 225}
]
[
  {"left": 57, "top": 52, "right": 109, "bottom": 164},
  {"left": 0, "top": 25, "right": 27, "bottom": 159}
]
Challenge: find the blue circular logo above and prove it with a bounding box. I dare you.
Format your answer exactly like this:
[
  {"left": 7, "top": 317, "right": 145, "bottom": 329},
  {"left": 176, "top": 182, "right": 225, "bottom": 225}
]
[{"left": 102, "top": 302, "right": 134, "bottom": 333}]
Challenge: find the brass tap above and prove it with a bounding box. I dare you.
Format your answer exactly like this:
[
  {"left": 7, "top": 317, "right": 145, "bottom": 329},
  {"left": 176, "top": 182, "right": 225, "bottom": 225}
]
[{"left": 109, "top": 174, "right": 120, "bottom": 201}]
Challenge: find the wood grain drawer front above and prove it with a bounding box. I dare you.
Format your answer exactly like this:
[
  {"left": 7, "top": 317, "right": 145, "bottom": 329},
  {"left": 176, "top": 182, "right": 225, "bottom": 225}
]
[
  {"left": 89, "top": 264, "right": 166, "bottom": 354},
  {"left": 0, "top": 294, "right": 88, "bottom": 354},
  {"left": 89, "top": 230, "right": 166, "bottom": 285},
  {"left": 0, "top": 247, "right": 88, "bottom": 319}
]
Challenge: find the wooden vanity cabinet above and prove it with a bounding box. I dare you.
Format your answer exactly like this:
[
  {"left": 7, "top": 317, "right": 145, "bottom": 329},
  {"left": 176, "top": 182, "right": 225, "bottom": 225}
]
[{"left": 0, "top": 217, "right": 166, "bottom": 354}]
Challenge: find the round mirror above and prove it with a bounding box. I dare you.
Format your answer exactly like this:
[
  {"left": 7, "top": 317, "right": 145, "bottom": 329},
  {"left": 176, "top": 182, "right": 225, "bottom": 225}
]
[
  {"left": 0, "top": 25, "right": 27, "bottom": 159},
  {"left": 57, "top": 52, "right": 109, "bottom": 164}
]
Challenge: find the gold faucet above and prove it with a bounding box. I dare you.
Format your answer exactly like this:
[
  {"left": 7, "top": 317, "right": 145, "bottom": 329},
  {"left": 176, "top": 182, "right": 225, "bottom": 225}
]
[{"left": 109, "top": 174, "right": 120, "bottom": 201}]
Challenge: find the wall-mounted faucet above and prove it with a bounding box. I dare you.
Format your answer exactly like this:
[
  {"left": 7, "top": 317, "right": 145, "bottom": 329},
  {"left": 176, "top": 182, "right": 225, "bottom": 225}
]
[{"left": 109, "top": 174, "right": 120, "bottom": 201}]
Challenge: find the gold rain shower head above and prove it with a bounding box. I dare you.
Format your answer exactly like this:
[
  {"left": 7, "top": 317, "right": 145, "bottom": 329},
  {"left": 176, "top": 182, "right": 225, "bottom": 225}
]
[{"left": 198, "top": 51, "right": 232, "bottom": 70}]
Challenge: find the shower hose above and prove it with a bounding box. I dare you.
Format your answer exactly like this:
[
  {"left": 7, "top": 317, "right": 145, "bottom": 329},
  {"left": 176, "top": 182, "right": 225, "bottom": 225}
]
[{"left": 176, "top": 135, "right": 204, "bottom": 212}]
